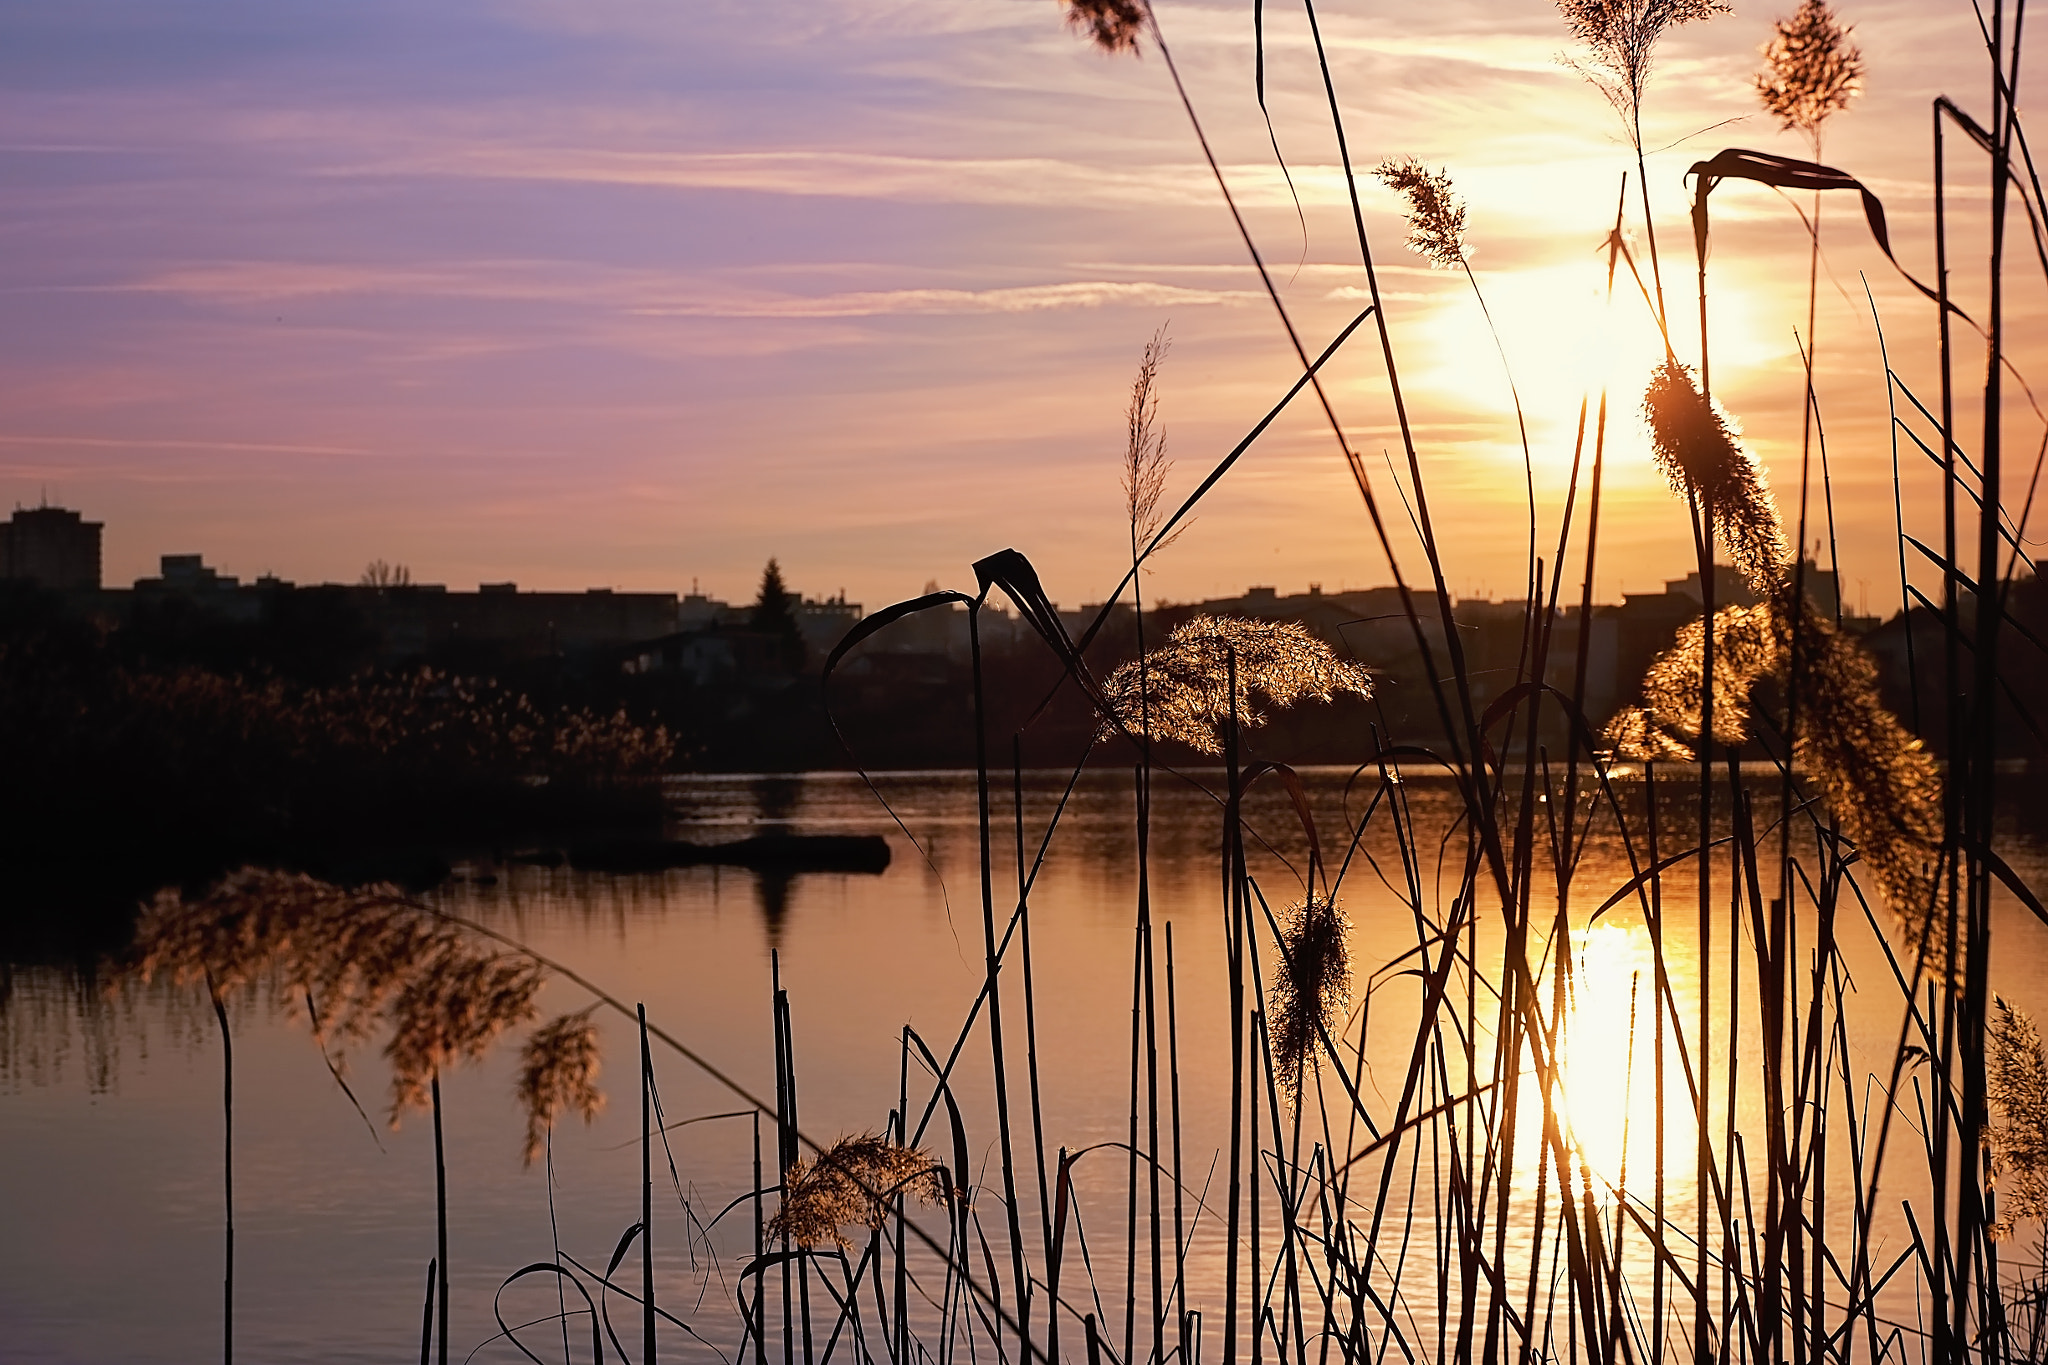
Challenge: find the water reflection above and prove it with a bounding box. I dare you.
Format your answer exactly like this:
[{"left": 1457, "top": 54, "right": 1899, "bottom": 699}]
[
  {"left": 1553, "top": 921, "right": 1695, "bottom": 1194},
  {"left": 4, "top": 768, "right": 2047, "bottom": 1364}
]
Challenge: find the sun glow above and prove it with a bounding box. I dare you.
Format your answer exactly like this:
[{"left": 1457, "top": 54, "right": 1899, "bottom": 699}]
[{"left": 1398, "top": 249, "right": 1785, "bottom": 485}]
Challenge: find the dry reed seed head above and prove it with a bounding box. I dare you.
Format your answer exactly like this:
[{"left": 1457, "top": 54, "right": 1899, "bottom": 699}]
[
  {"left": 1768, "top": 590, "right": 1946, "bottom": 965},
  {"left": 1268, "top": 894, "right": 1351, "bottom": 1105},
  {"left": 1601, "top": 703, "right": 1699, "bottom": 761},
  {"left": 1557, "top": 0, "right": 1730, "bottom": 125},
  {"left": 516, "top": 1011, "right": 604, "bottom": 1167},
  {"left": 1606, "top": 603, "right": 1780, "bottom": 761},
  {"left": 1062, "top": 0, "right": 1147, "bottom": 54},
  {"left": 768, "top": 1134, "right": 951, "bottom": 1249},
  {"left": 1990, "top": 997, "right": 2048, "bottom": 1238},
  {"left": 1755, "top": 0, "right": 1863, "bottom": 136},
  {"left": 1642, "top": 360, "right": 1789, "bottom": 592},
  {"left": 128, "top": 866, "right": 550, "bottom": 1126},
  {"left": 1096, "top": 615, "right": 1373, "bottom": 755},
  {"left": 1124, "top": 328, "right": 1178, "bottom": 555},
  {"left": 1373, "top": 158, "right": 1469, "bottom": 269},
  {"left": 1603, "top": 589, "right": 1948, "bottom": 963},
  {"left": 384, "top": 945, "right": 543, "bottom": 1121}
]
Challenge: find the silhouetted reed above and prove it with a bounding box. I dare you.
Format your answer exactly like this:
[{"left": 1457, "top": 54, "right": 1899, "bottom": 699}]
[
  {"left": 1991, "top": 998, "right": 2048, "bottom": 1239},
  {"left": 1373, "top": 158, "right": 1468, "bottom": 269},
  {"left": 1097, "top": 615, "right": 1371, "bottom": 754},
  {"left": 1122, "top": 327, "right": 1181, "bottom": 566},
  {"left": 1606, "top": 590, "right": 1944, "bottom": 954},
  {"left": 63, "top": 1, "right": 2044, "bottom": 1360},
  {"left": 1604, "top": 602, "right": 1779, "bottom": 757},
  {"left": 1062, "top": 0, "right": 1146, "bottom": 55},
  {"left": 1557, "top": 0, "right": 1730, "bottom": 136},
  {"left": 1754, "top": 0, "right": 1863, "bottom": 144}
]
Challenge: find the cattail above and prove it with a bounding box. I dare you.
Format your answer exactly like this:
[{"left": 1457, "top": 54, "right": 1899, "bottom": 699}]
[
  {"left": 1557, "top": 0, "right": 1730, "bottom": 134},
  {"left": 1268, "top": 894, "right": 1351, "bottom": 1104},
  {"left": 1643, "top": 359, "right": 1790, "bottom": 591},
  {"left": 1989, "top": 997, "right": 2048, "bottom": 1239},
  {"left": 516, "top": 1011, "right": 605, "bottom": 1167},
  {"left": 1097, "top": 615, "right": 1373, "bottom": 755},
  {"left": 1755, "top": 0, "right": 1863, "bottom": 142},
  {"left": 768, "top": 1134, "right": 951, "bottom": 1249},
  {"left": 1062, "top": 0, "right": 1147, "bottom": 54},
  {"left": 1374, "top": 158, "right": 1469, "bottom": 270}
]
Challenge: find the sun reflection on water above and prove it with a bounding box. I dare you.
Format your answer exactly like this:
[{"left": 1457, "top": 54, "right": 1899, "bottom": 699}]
[{"left": 1550, "top": 920, "right": 1697, "bottom": 1198}]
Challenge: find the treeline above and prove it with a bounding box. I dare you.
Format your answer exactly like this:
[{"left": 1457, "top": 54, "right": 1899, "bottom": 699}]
[{"left": 0, "top": 584, "right": 669, "bottom": 945}]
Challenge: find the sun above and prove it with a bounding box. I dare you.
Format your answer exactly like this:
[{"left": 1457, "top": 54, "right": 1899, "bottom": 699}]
[{"left": 1394, "top": 247, "right": 1786, "bottom": 488}]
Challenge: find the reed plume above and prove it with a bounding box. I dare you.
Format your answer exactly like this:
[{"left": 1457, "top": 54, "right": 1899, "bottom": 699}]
[
  {"left": 1989, "top": 997, "right": 2048, "bottom": 1239},
  {"left": 1557, "top": 0, "right": 1729, "bottom": 136},
  {"left": 768, "top": 1134, "right": 951, "bottom": 1249},
  {"left": 1755, "top": 0, "right": 1863, "bottom": 142},
  {"left": 1643, "top": 359, "right": 1790, "bottom": 590},
  {"left": 1123, "top": 327, "right": 1183, "bottom": 563},
  {"left": 1063, "top": 0, "right": 1147, "bottom": 54},
  {"left": 1605, "top": 604, "right": 1780, "bottom": 760},
  {"left": 1374, "top": 158, "right": 1468, "bottom": 269},
  {"left": 516, "top": 1010, "right": 604, "bottom": 1166},
  {"left": 1605, "top": 591, "right": 1943, "bottom": 956},
  {"left": 1097, "top": 615, "right": 1372, "bottom": 755},
  {"left": 131, "top": 868, "right": 564, "bottom": 1129},
  {"left": 1772, "top": 591, "right": 1943, "bottom": 958},
  {"left": 1268, "top": 893, "right": 1350, "bottom": 1104}
]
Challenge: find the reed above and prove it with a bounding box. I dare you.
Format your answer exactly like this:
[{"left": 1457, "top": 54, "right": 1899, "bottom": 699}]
[{"left": 88, "top": 1, "right": 2048, "bottom": 1360}]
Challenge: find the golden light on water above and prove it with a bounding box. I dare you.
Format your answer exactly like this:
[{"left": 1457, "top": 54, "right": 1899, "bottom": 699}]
[{"left": 1549, "top": 921, "right": 1696, "bottom": 1195}]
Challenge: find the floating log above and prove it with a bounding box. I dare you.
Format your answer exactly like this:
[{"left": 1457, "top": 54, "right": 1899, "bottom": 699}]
[{"left": 565, "top": 833, "right": 891, "bottom": 875}]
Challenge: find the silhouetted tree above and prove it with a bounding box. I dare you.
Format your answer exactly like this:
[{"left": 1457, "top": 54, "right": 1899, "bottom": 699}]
[
  {"left": 752, "top": 558, "right": 805, "bottom": 667},
  {"left": 360, "top": 560, "right": 411, "bottom": 588}
]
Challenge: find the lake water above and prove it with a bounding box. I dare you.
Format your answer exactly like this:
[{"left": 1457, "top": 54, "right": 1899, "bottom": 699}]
[{"left": 4, "top": 767, "right": 2046, "bottom": 1363}]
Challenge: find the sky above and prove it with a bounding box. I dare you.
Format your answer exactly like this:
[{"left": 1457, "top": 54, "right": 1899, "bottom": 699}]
[{"left": 0, "top": 0, "right": 2039, "bottom": 614}]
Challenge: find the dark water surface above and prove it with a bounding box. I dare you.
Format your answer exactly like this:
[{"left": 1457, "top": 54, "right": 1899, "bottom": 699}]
[{"left": 4, "top": 768, "right": 2047, "bottom": 1363}]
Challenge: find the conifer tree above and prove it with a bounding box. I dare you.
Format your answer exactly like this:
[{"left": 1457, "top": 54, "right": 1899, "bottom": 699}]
[{"left": 751, "top": 558, "right": 805, "bottom": 667}]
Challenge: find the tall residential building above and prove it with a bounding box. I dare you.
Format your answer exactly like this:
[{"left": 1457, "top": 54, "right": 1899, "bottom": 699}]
[{"left": 0, "top": 505, "right": 102, "bottom": 590}]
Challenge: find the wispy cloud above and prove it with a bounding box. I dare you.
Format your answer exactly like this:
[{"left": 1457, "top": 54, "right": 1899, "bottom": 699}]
[
  {"left": 336, "top": 147, "right": 1363, "bottom": 212},
  {"left": 635, "top": 281, "right": 1259, "bottom": 318},
  {"left": 107, "top": 261, "right": 1258, "bottom": 319}
]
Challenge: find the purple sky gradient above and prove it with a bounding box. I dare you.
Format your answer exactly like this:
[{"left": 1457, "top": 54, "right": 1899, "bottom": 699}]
[{"left": 0, "top": 0, "right": 2036, "bottom": 614}]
